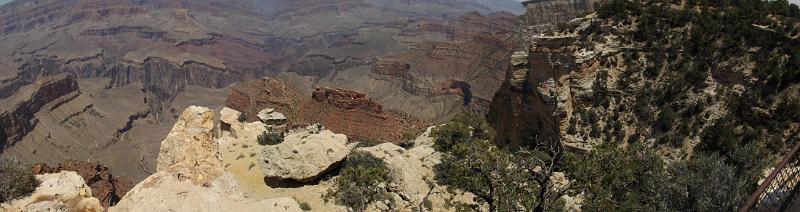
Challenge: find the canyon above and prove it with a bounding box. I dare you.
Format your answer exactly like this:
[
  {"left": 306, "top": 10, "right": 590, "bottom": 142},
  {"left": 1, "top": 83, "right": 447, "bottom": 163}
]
[{"left": 0, "top": 0, "right": 527, "bottom": 182}]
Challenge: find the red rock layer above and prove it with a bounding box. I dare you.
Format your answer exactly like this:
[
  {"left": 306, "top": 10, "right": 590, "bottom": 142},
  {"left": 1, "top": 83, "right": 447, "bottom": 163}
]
[
  {"left": 226, "top": 78, "right": 428, "bottom": 142},
  {"left": 32, "top": 160, "right": 133, "bottom": 209},
  {"left": 312, "top": 87, "right": 383, "bottom": 113}
]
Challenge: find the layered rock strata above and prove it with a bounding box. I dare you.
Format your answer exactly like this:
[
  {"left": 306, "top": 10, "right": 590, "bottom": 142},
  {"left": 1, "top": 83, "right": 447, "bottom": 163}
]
[
  {"left": 0, "top": 74, "right": 79, "bottom": 151},
  {"left": 489, "top": 0, "right": 596, "bottom": 149},
  {"left": 225, "top": 78, "right": 427, "bottom": 142}
]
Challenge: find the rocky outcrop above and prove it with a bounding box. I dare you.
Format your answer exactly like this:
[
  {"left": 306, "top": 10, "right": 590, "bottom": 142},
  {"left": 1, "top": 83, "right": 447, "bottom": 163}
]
[
  {"left": 111, "top": 106, "right": 302, "bottom": 212},
  {"left": 225, "top": 78, "right": 427, "bottom": 142},
  {"left": 0, "top": 74, "right": 79, "bottom": 151},
  {"left": 519, "top": 0, "right": 598, "bottom": 33},
  {"left": 260, "top": 125, "right": 350, "bottom": 183},
  {"left": 312, "top": 87, "right": 383, "bottom": 113},
  {"left": 155, "top": 106, "right": 223, "bottom": 185},
  {"left": 487, "top": 0, "right": 597, "bottom": 149},
  {"left": 357, "top": 126, "right": 477, "bottom": 211},
  {"left": 257, "top": 108, "right": 288, "bottom": 127},
  {"left": 0, "top": 171, "right": 104, "bottom": 212},
  {"left": 32, "top": 161, "right": 133, "bottom": 209}
]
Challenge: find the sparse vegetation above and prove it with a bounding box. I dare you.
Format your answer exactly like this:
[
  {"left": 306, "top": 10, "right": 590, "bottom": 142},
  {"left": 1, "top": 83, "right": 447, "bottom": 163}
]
[
  {"left": 324, "top": 152, "right": 393, "bottom": 211},
  {"left": 0, "top": 158, "right": 38, "bottom": 203},
  {"left": 355, "top": 139, "right": 381, "bottom": 148},
  {"left": 433, "top": 113, "right": 565, "bottom": 211},
  {"left": 431, "top": 112, "right": 495, "bottom": 152},
  {"left": 566, "top": 144, "right": 757, "bottom": 211},
  {"left": 399, "top": 133, "right": 417, "bottom": 149},
  {"left": 298, "top": 201, "right": 312, "bottom": 211},
  {"left": 237, "top": 113, "right": 247, "bottom": 122},
  {"left": 257, "top": 129, "right": 284, "bottom": 146}
]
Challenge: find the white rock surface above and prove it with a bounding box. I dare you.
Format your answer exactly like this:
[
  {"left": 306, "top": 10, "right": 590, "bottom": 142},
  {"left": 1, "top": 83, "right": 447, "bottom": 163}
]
[
  {"left": 0, "top": 171, "right": 103, "bottom": 212},
  {"left": 260, "top": 125, "right": 349, "bottom": 182},
  {"left": 111, "top": 106, "right": 301, "bottom": 212},
  {"left": 110, "top": 172, "right": 301, "bottom": 212},
  {"left": 359, "top": 126, "right": 476, "bottom": 210},
  {"left": 156, "top": 106, "right": 223, "bottom": 185},
  {"left": 257, "top": 108, "right": 287, "bottom": 125}
]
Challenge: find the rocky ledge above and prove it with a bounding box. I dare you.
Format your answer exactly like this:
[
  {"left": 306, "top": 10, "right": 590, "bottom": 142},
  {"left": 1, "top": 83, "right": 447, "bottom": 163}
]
[
  {"left": 110, "top": 106, "right": 302, "bottom": 212},
  {"left": 312, "top": 87, "right": 383, "bottom": 114},
  {"left": 0, "top": 171, "right": 104, "bottom": 212},
  {"left": 32, "top": 160, "right": 133, "bottom": 209}
]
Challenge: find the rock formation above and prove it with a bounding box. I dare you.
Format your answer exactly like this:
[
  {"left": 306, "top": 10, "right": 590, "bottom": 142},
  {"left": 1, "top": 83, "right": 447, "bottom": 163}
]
[
  {"left": 257, "top": 108, "right": 288, "bottom": 127},
  {"left": 0, "top": 0, "right": 522, "bottom": 180},
  {"left": 110, "top": 106, "right": 302, "bottom": 212},
  {"left": 32, "top": 160, "right": 133, "bottom": 209},
  {"left": 0, "top": 171, "right": 104, "bottom": 212},
  {"left": 225, "top": 78, "right": 427, "bottom": 142},
  {"left": 519, "top": 0, "right": 599, "bottom": 34},
  {"left": 260, "top": 125, "right": 350, "bottom": 183},
  {"left": 215, "top": 108, "right": 477, "bottom": 211},
  {"left": 357, "top": 126, "right": 477, "bottom": 210},
  {"left": 0, "top": 74, "right": 79, "bottom": 151},
  {"left": 155, "top": 106, "right": 222, "bottom": 185},
  {"left": 489, "top": 0, "right": 597, "bottom": 149},
  {"left": 312, "top": 87, "right": 383, "bottom": 113}
]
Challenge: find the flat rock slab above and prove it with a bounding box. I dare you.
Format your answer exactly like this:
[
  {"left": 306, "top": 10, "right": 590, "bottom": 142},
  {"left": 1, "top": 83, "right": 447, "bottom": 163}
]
[{"left": 260, "top": 125, "right": 349, "bottom": 183}]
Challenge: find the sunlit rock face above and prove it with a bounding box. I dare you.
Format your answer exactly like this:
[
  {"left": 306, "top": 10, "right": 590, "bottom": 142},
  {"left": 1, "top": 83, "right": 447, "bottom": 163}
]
[{"left": 0, "top": 0, "right": 523, "bottom": 180}]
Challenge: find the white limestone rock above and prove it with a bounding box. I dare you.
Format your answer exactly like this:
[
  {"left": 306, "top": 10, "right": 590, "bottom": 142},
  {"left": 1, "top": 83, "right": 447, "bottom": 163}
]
[
  {"left": 0, "top": 171, "right": 103, "bottom": 212},
  {"left": 259, "top": 126, "right": 349, "bottom": 182}
]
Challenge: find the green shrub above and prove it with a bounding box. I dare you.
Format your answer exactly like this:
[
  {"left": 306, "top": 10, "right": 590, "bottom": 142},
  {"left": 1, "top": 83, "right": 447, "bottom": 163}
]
[
  {"left": 655, "top": 107, "right": 675, "bottom": 132},
  {"left": 355, "top": 139, "right": 381, "bottom": 148},
  {"left": 435, "top": 139, "right": 527, "bottom": 211},
  {"left": 565, "top": 143, "right": 667, "bottom": 211},
  {"left": 237, "top": 113, "right": 247, "bottom": 122},
  {"left": 663, "top": 154, "right": 752, "bottom": 211},
  {"left": 0, "top": 159, "right": 38, "bottom": 203},
  {"left": 431, "top": 122, "right": 472, "bottom": 152},
  {"left": 257, "top": 130, "right": 284, "bottom": 146},
  {"left": 324, "top": 152, "right": 393, "bottom": 211},
  {"left": 399, "top": 133, "right": 416, "bottom": 149},
  {"left": 298, "top": 201, "right": 312, "bottom": 211}
]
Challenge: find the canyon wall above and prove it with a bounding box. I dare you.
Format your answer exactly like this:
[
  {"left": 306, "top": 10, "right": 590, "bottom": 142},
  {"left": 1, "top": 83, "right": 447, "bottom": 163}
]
[
  {"left": 0, "top": 74, "right": 79, "bottom": 151},
  {"left": 488, "top": 0, "right": 596, "bottom": 149}
]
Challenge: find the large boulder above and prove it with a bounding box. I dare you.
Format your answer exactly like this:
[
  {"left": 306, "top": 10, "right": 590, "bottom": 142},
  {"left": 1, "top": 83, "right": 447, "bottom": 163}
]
[
  {"left": 260, "top": 125, "right": 349, "bottom": 182},
  {"left": 0, "top": 171, "right": 104, "bottom": 212},
  {"left": 111, "top": 106, "right": 302, "bottom": 212},
  {"left": 156, "top": 106, "right": 222, "bottom": 185}
]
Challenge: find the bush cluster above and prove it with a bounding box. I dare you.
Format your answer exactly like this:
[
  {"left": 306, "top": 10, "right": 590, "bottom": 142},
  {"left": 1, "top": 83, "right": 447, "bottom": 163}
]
[
  {"left": 324, "top": 152, "right": 393, "bottom": 211},
  {"left": 565, "top": 143, "right": 759, "bottom": 211},
  {"left": 0, "top": 159, "right": 38, "bottom": 203},
  {"left": 257, "top": 130, "right": 284, "bottom": 146}
]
